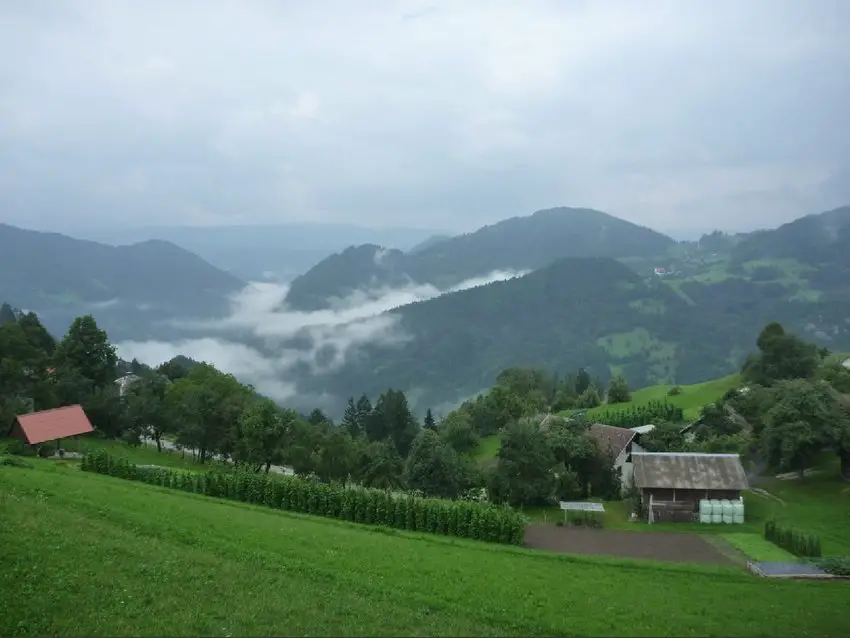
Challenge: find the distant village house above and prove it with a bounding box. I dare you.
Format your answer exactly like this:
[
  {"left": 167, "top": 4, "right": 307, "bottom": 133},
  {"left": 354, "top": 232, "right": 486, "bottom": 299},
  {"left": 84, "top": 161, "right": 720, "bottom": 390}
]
[
  {"left": 115, "top": 373, "right": 141, "bottom": 397},
  {"left": 587, "top": 423, "right": 645, "bottom": 494}
]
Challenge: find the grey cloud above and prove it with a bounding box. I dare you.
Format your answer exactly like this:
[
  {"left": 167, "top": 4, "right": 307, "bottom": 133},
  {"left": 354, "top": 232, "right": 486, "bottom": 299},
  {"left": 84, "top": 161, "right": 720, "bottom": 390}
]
[{"left": 1, "top": 0, "right": 849, "bottom": 237}]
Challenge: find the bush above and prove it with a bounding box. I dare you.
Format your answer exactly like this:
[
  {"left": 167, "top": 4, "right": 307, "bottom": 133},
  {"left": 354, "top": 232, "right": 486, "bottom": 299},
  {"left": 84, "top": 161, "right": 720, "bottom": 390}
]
[
  {"left": 564, "top": 510, "right": 604, "bottom": 528},
  {"left": 810, "top": 557, "right": 850, "bottom": 576},
  {"left": 0, "top": 438, "right": 36, "bottom": 457},
  {"left": 764, "top": 520, "right": 822, "bottom": 558},
  {"left": 667, "top": 386, "right": 683, "bottom": 397},
  {"left": 81, "top": 450, "right": 527, "bottom": 546},
  {"left": 0, "top": 456, "right": 33, "bottom": 468}
]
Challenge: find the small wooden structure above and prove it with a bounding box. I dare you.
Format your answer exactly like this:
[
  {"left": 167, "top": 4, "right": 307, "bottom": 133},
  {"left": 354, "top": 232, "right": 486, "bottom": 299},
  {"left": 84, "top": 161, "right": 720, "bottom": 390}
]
[
  {"left": 632, "top": 452, "right": 749, "bottom": 523},
  {"left": 7, "top": 404, "right": 94, "bottom": 454},
  {"left": 558, "top": 501, "right": 605, "bottom": 527}
]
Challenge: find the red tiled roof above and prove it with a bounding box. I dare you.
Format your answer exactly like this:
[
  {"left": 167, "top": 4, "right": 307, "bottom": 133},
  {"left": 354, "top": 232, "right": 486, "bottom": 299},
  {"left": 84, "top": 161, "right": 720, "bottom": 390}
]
[
  {"left": 14, "top": 404, "right": 94, "bottom": 445},
  {"left": 588, "top": 423, "right": 636, "bottom": 457}
]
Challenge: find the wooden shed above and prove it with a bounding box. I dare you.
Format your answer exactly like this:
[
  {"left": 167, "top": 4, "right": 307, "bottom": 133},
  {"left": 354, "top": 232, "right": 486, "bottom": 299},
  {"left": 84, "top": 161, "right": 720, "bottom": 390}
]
[
  {"left": 632, "top": 452, "right": 749, "bottom": 523},
  {"left": 7, "top": 404, "right": 94, "bottom": 453}
]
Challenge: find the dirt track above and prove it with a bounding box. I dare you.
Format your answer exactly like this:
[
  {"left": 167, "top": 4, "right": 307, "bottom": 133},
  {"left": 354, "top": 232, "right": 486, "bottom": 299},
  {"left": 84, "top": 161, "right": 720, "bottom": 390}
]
[{"left": 524, "top": 524, "right": 735, "bottom": 565}]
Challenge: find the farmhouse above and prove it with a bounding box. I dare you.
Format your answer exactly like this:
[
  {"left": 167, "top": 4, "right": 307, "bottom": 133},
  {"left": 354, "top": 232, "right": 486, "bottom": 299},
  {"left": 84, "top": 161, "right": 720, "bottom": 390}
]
[
  {"left": 587, "top": 423, "right": 645, "bottom": 493},
  {"left": 632, "top": 451, "right": 749, "bottom": 523},
  {"left": 115, "top": 373, "right": 141, "bottom": 397},
  {"left": 7, "top": 404, "right": 94, "bottom": 453}
]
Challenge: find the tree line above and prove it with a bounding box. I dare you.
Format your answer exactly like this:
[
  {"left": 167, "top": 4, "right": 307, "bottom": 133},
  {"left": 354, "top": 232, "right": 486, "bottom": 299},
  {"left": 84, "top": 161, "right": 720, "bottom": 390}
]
[{"left": 4, "top": 303, "right": 846, "bottom": 510}]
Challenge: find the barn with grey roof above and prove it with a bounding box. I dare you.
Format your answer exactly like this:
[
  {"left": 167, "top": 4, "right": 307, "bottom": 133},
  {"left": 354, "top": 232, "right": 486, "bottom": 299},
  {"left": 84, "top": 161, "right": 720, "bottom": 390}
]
[{"left": 631, "top": 452, "right": 749, "bottom": 523}]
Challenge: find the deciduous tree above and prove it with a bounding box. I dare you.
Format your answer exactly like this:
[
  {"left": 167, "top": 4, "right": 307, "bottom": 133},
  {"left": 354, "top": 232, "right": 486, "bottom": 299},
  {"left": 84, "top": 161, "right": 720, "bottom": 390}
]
[
  {"left": 53, "top": 315, "right": 117, "bottom": 388},
  {"left": 404, "top": 428, "right": 466, "bottom": 498},
  {"left": 606, "top": 375, "right": 631, "bottom": 404}
]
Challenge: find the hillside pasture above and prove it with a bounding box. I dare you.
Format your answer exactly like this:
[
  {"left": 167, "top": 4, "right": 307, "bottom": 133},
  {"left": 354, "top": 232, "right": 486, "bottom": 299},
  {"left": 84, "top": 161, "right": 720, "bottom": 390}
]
[
  {"left": 580, "top": 373, "right": 741, "bottom": 422},
  {"left": 1, "top": 461, "right": 849, "bottom": 637}
]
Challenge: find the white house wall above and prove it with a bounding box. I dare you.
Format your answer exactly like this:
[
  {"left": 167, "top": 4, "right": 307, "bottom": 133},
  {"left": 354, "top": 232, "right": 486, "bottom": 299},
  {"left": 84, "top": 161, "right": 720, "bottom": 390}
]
[{"left": 616, "top": 440, "right": 643, "bottom": 495}]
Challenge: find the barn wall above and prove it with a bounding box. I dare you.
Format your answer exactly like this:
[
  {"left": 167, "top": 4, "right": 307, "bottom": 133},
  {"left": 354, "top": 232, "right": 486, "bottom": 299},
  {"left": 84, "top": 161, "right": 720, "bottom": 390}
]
[
  {"left": 7, "top": 421, "right": 29, "bottom": 444},
  {"left": 642, "top": 488, "right": 743, "bottom": 513},
  {"left": 617, "top": 440, "right": 645, "bottom": 495}
]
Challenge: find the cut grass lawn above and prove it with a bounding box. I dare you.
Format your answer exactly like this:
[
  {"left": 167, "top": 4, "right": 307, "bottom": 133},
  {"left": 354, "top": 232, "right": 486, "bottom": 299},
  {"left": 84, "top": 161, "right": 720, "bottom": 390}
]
[
  {"left": 1, "top": 462, "right": 849, "bottom": 637},
  {"left": 721, "top": 533, "right": 798, "bottom": 562}
]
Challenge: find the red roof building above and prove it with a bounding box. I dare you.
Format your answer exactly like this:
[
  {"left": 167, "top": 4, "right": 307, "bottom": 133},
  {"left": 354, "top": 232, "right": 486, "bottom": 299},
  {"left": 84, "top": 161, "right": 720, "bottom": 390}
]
[{"left": 8, "top": 404, "right": 94, "bottom": 446}]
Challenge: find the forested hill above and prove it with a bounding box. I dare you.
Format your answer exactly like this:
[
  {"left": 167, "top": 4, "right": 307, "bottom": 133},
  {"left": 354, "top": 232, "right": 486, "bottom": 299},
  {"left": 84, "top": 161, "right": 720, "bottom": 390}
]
[
  {"left": 289, "top": 254, "right": 850, "bottom": 413},
  {"left": 0, "top": 223, "right": 245, "bottom": 341},
  {"left": 731, "top": 206, "right": 850, "bottom": 282},
  {"left": 284, "top": 207, "right": 675, "bottom": 310}
]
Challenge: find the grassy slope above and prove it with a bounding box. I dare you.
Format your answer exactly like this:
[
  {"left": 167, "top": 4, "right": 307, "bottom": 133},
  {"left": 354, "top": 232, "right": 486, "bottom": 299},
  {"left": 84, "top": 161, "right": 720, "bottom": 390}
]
[
  {"left": 1, "top": 463, "right": 849, "bottom": 637},
  {"left": 578, "top": 373, "right": 741, "bottom": 422},
  {"left": 77, "top": 438, "right": 208, "bottom": 471},
  {"left": 721, "top": 534, "right": 798, "bottom": 562}
]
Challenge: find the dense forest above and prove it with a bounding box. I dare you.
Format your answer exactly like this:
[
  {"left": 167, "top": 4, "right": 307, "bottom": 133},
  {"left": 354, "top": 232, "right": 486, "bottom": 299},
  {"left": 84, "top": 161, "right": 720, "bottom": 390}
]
[{"left": 287, "top": 254, "right": 850, "bottom": 413}]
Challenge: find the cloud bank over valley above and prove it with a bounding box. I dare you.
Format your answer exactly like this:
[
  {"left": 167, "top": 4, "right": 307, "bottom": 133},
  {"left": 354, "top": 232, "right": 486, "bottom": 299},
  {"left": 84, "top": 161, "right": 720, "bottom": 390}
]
[{"left": 116, "top": 269, "right": 527, "bottom": 412}]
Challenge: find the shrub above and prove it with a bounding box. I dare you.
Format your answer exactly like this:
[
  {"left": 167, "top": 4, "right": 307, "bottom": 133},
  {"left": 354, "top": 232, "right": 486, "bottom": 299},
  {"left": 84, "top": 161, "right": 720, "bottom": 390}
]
[
  {"left": 81, "top": 451, "right": 527, "bottom": 546},
  {"left": 0, "top": 456, "right": 33, "bottom": 468},
  {"left": 0, "top": 439, "right": 36, "bottom": 457},
  {"left": 810, "top": 557, "right": 850, "bottom": 576},
  {"left": 764, "top": 519, "right": 822, "bottom": 558},
  {"left": 667, "top": 386, "right": 683, "bottom": 396}
]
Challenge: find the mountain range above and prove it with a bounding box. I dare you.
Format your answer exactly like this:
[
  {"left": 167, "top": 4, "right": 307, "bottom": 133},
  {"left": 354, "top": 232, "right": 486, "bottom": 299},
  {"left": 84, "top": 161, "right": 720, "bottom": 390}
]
[
  {"left": 283, "top": 207, "right": 674, "bottom": 310},
  {"left": 278, "top": 205, "right": 850, "bottom": 412},
  {"left": 0, "top": 223, "right": 244, "bottom": 341},
  {"left": 3, "top": 204, "right": 849, "bottom": 415},
  {"left": 79, "top": 223, "right": 444, "bottom": 282}
]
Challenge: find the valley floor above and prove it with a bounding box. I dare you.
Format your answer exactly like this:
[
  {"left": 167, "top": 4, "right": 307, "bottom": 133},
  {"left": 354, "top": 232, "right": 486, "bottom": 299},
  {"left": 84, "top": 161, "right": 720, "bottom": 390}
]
[{"left": 1, "top": 461, "right": 849, "bottom": 637}]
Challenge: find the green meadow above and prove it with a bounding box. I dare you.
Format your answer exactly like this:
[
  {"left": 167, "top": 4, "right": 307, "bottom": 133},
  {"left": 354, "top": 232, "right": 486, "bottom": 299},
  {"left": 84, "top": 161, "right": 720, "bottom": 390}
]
[{"left": 1, "top": 460, "right": 848, "bottom": 637}]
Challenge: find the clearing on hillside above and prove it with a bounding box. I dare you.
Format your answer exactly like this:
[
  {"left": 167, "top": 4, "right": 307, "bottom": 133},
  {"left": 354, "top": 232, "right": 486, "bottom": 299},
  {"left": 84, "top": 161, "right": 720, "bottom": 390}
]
[
  {"left": 578, "top": 373, "right": 741, "bottom": 421},
  {"left": 524, "top": 525, "right": 734, "bottom": 565}
]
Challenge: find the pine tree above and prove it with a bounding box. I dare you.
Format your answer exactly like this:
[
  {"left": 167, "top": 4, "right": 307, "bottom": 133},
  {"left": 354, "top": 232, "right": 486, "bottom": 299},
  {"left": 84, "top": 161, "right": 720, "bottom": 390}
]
[
  {"left": 0, "top": 302, "right": 17, "bottom": 326},
  {"left": 424, "top": 408, "right": 436, "bottom": 430},
  {"left": 342, "top": 396, "right": 361, "bottom": 437}
]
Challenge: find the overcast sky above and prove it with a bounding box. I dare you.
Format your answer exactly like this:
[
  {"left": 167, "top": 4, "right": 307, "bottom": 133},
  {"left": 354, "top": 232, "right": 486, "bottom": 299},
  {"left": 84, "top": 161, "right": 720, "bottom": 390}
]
[{"left": 1, "top": 0, "right": 849, "bottom": 238}]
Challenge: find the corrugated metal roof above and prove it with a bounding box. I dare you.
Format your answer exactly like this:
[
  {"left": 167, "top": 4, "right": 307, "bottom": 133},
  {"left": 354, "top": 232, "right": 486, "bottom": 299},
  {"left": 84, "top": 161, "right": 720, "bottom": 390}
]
[
  {"left": 15, "top": 404, "right": 94, "bottom": 445},
  {"left": 632, "top": 452, "right": 749, "bottom": 490},
  {"left": 630, "top": 424, "right": 656, "bottom": 435},
  {"left": 588, "top": 423, "right": 636, "bottom": 457}
]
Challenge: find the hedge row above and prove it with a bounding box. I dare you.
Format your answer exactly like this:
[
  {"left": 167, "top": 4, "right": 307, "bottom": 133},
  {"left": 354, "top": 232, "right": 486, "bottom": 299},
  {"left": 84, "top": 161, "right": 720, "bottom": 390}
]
[
  {"left": 81, "top": 450, "right": 526, "bottom": 545},
  {"left": 764, "top": 519, "right": 822, "bottom": 558}
]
